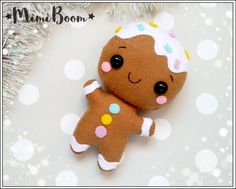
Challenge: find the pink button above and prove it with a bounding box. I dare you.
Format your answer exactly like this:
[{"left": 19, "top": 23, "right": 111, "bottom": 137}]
[
  {"left": 95, "top": 126, "right": 107, "bottom": 138},
  {"left": 156, "top": 95, "right": 167, "bottom": 105},
  {"left": 101, "top": 61, "right": 111, "bottom": 72}
]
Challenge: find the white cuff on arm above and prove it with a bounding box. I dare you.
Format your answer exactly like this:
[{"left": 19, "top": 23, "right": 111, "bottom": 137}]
[
  {"left": 140, "top": 117, "right": 153, "bottom": 137},
  {"left": 83, "top": 80, "right": 101, "bottom": 96}
]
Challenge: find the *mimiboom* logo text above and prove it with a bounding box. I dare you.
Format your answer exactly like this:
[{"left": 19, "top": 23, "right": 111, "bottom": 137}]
[{"left": 5, "top": 6, "right": 95, "bottom": 24}]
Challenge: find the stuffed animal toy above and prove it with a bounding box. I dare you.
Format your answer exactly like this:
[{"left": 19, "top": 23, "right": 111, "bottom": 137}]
[{"left": 70, "top": 22, "right": 189, "bottom": 171}]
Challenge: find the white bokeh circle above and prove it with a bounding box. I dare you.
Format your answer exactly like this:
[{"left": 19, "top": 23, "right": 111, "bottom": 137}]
[
  {"left": 182, "top": 168, "right": 191, "bottom": 176},
  {"left": 195, "top": 149, "right": 218, "bottom": 172},
  {"left": 219, "top": 128, "right": 228, "bottom": 137},
  {"left": 3, "top": 175, "right": 10, "bottom": 181},
  {"left": 225, "top": 10, "right": 232, "bottom": 19},
  {"left": 3, "top": 48, "right": 9, "bottom": 55},
  {"left": 4, "top": 119, "right": 12, "bottom": 127},
  {"left": 29, "top": 165, "right": 39, "bottom": 175},
  {"left": 41, "top": 158, "right": 50, "bottom": 167},
  {"left": 154, "top": 119, "right": 171, "bottom": 140},
  {"left": 204, "top": 18, "right": 212, "bottom": 26},
  {"left": 154, "top": 12, "right": 175, "bottom": 31},
  {"left": 55, "top": 170, "right": 78, "bottom": 186},
  {"left": 18, "top": 84, "right": 39, "bottom": 105},
  {"left": 11, "top": 139, "right": 34, "bottom": 161},
  {"left": 196, "top": 93, "right": 218, "bottom": 114},
  {"left": 197, "top": 40, "right": 218, "bottom": 60},
  {"left": 212, "top": 169, "right": 221, "bottom": 177},
  {"left": 148, "top": 175, "right": 170, "bottom": 186},
  {"left": 214, "top": 59, "right": 223, "bottom": 68},
  {"left": 64, "top": 60, "right": 85, "bottom": 80},
  {"left": 60, "top": 113, "right": 80, "bottom": 135}
]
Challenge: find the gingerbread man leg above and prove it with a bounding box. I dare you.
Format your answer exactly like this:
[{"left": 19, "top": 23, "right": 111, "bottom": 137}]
[
  {"left": 70, "top": 118, "right": 93, "bottom": 154},
  {"left": 97, "top": 141, "right": 126, "bottom": 171}
]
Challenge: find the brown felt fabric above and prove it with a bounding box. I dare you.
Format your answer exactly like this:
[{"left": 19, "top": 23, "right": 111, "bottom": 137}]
[{"left": 98, "top": 35, "right": 187, "bottom": 110}]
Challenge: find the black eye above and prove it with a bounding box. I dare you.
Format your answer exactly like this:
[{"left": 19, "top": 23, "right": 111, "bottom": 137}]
[
  {"left": 110, "top": 55, "right": 123, "bottom": 69},
  {"left": 154, "top": 81, "right": 168, "bottom": 95}
]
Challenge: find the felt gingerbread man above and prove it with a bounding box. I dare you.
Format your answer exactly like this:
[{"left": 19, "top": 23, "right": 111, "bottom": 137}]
[{"left": 70, "top": 22, "right": 189, "bottom": 171}]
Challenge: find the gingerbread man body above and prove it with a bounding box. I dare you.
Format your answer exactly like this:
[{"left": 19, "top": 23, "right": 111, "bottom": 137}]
[
  {"left": 71, "top": 80, "right": 155, "bottom": 170},
  {"left": 70, "top": 22, "right": 189, "bottom": 171}
]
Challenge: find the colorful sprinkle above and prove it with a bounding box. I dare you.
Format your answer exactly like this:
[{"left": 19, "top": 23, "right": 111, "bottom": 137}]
[
  {"left": 115, "top": 26, "right": 122, "bottom": 33},
  {"left": 137, "top": 24, "right": 145, "bottom": 31},
  {"left": 185, "top": 50, "right": 190, "bottom": 60},
  {"left": 95, "top": 126, "right": 107, "bottom": 138},
  {"left": 164, "top": 44, "right": 173, "bottom": 54},
  {"left": 174, "top": 59, "right": 181, "bottom": 69},
  {"left": 109, "top": 103, "right": 120, "bottom": 114},
  {"left": 101, "top": 61, "right": 111, "bottom": 72},
  {"left": 148, "top": 22, "right": 158, "bottom": 28},
  {"left": 169, "top": 33, "right": 175, "bottom": 38},
  {"left": 101, "top": 114, "right": 112, "bottom": 125}
]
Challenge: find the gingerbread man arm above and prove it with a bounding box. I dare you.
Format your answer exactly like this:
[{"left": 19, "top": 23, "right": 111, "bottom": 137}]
[
  {"left": 132, "top": 116, "right": 156, "bottom": 137},
  {"left": 83, "top": 79, "right": 104, "bottom": 102}
]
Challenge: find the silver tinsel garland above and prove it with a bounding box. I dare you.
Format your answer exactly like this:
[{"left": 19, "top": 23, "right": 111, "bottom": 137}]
[
  {"left": 106, "top": 3, "right": 174, "bottom": 17},
  {"left": 2, "top": 2, "right": 173, "bottom": 113},
  {"left": 2, "top": 3, "right": 52, "bottom": 113}
]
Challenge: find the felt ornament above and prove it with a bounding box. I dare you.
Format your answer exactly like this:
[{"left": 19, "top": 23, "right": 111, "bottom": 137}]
[{"left": 71, "top": 22, "right": 189, "bottom": 171}]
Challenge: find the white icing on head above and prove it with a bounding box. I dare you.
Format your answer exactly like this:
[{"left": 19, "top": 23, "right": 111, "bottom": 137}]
[{"left": 115, "top": 22, "right": 189, "bottom": 73}]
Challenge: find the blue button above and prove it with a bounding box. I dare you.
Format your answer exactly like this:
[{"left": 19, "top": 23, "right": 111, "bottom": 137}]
[{"left": 109, "top": 103, "right": 120, "bottom": 114}]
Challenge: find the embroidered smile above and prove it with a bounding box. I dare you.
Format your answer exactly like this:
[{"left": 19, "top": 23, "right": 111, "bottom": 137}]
[{"left": 128, "top": 72, "right": 142, "bottom": 84}]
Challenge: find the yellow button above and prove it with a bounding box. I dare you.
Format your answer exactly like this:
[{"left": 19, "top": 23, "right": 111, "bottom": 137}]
[{"left": 101, "top": 114, "right": 112, "bottom": 125}]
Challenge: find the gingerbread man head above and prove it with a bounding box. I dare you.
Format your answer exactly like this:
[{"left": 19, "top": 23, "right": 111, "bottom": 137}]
[{"left": 98, "top": 22, "right": 189, "bottom": 110}]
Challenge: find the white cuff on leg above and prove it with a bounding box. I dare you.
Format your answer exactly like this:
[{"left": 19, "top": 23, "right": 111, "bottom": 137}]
[
  {"left": 98, "top": 154, "right": 122, "bottom": 171},
  {"left": 140, "top": 117, "right": 153, "bottom": 137},
  {"left": 70, "top": 136, "right": 90, "bottom": 153},
  {"left": 83, "top": 81, "right": 101, "bottom": 96}
]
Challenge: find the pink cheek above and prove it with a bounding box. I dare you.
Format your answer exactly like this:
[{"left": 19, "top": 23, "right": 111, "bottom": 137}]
[
  {"left": 156, "top": 95, "right": 167, "bottom": 105},
  {"left": 101, "top": 61, "right": 111, "bottom": 72}
]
